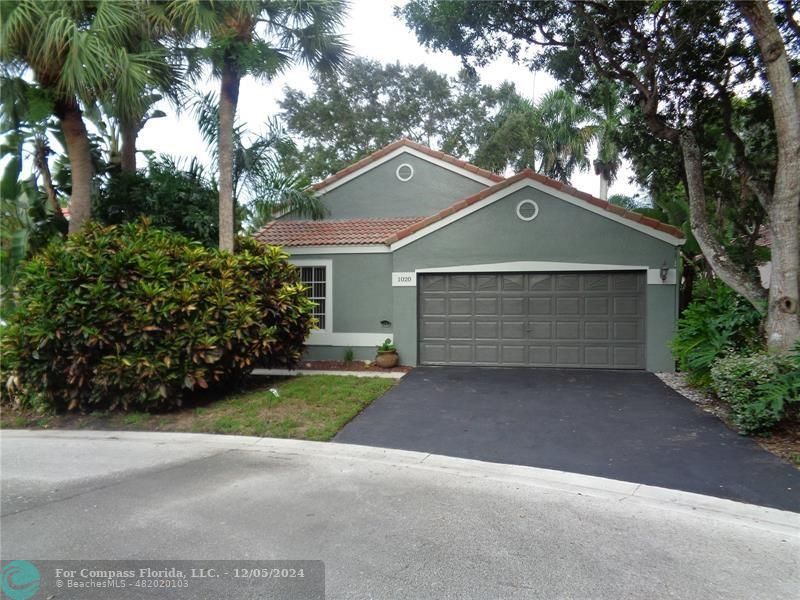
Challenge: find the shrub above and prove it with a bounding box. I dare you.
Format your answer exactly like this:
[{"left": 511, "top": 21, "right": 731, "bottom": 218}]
[
  {"left": 711, "top": 351, "right": 791, "bottom": 434},
  {"left": 671, "top": 281, "right": 763, "bottom": 387},
  {"left": 93, "top": 157, "right": 218, "bottom": 247},
  {"left": 1, "top": 220, "right": 313, "bottom": 412}
]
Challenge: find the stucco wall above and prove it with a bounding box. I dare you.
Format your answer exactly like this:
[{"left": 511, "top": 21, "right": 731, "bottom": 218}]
[
  {"left": 391, "top": 186, "right": 680, "bottom": 371},
  {"left": 289, "top": 184, "right": 680, "bottom": 372},
  {"left": 307, "top": 153, "right": 487, "bottom": 219}
]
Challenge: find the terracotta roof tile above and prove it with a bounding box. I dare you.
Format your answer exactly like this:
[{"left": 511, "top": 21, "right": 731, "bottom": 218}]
[
  {"left": 254, "top": 217, "right": 426, "bottom": 247},
  {"left": 310, "top": 138, "right": 504, "bottom": 191}
]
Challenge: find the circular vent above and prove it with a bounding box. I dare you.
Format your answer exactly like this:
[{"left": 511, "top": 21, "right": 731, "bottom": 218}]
[
  {"left": 396, "top": 163, "right": 414, "bottom": 182},
  {"left": 516, "top": 199, "right": 539, "bottom": 221}
]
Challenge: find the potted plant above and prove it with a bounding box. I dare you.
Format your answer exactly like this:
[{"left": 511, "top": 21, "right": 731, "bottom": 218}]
[{"left": 375, "top": 338, "right": 399, "bottom": 368}]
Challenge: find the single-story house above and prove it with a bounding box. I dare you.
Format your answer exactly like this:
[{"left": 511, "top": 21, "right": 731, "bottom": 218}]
[{"left": 255, "top": 139, "right": 685, "bottom": 371}]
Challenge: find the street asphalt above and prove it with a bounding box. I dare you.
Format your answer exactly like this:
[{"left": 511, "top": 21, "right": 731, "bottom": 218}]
[
  {"left": 1, "top": 431, "right": 798, "bottom": 599},
  {"left": 336, "top": 367, "right": 800, "bottom": 511}
]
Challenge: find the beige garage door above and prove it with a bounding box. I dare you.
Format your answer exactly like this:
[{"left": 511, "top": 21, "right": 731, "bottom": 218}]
[{"left": 418, "top": 272, "right": 646, "bottom": 369}]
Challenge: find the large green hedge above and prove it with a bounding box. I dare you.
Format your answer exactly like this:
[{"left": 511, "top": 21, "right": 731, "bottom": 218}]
[{"left": 1, "top": 220, "right": 314, "bottom": 412}]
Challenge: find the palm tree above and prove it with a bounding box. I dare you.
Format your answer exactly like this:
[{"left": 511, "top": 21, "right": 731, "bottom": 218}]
[
  {"left": 589, "top": 83, "right": 626, "bottom": 200},
  {"left": 533, "top": 89, "right": 596, "bottom": 183},
  {"left": 168, "top": 0, "right": 349, "bottom": 252},
  {"left": 193, "top": 91, "right": 326, "bottom": 231},
  {"left": 1, "top": 0, "right": 170, "bottom": 232}
]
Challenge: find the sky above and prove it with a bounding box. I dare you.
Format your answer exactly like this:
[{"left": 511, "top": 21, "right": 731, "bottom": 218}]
[{"left": 137, "top": 0, "right": 641, "bottom": 199}]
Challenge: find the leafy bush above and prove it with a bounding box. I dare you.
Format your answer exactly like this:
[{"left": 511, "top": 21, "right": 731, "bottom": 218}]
[
  {"left": 671, "top": 281, "right": 763, "bottom": 387},
  {"left": 1, "top": 220, "right": 313, "bottom": 412},
  {"left": 711, "top": 351, "right": 793, "bottom": 434},
  {"left": 93, "top": 157, "right": 219, "bottom": 247},
  {"left": 755, "top": 342, "right": 800, "bottom": 423}
]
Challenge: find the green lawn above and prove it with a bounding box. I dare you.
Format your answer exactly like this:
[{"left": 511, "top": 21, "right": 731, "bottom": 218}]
[{"left": 0, "top": 375, "right": 395, "bottom": 441}]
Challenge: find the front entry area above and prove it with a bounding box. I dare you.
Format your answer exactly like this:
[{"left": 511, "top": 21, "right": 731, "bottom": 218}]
[{"left": 418, "top": 271, "right": 646, "bottom": 368}]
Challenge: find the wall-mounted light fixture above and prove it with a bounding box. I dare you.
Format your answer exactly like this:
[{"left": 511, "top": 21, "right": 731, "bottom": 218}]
[
  {"left": 659, "top": 262, "right": 669, "bottom": 283},
  {"left": 380, "top": 320, "right": 392, "bottom": 329}
]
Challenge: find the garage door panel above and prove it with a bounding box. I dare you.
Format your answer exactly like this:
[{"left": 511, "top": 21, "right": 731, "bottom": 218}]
[
  {"left": 448, "top": 275, "right": 472, "bottom": 291},
  {"left": 528, "top": 321, "right": 552, "bottom": 339},
  {"left": 584, "top": 346, "right": 610, "bottom": 366},
  {"left": 501, "top": 321, "right": 525, "bottom": 339},
  {"left": 420, "top": 343, "right": 447, "bottom": 363},
  {"left": 556, "top": 297, "right": 580, "bottom": 315},
  {"left": 419, "top": 272, "right": 645, "bottom": 369},
  {"left": 449, "top": 344, "right": 473, "bottom": 363},
  {"left": 421, "top": 297, "right": 446, "bottom": 316},
  {"left": 448, "top": 297, "right": 473, "bottom": 314},
  {"left": 556, "top": 274, "right": 580, "bottom": 291},
  {"left": 528, "top": 274, "right": 553, "bottom": 291},
  {"left": 501, "top": 345, "right": 526, "bottom": 364},
  {"left": 502, "top": 297, "right": 526, "bottom": 315},
  {"left": 476, "top": 275, "right": 499, "bottom": 291},
  {"left": 421, "top": 319, "right": 446, "bottom": 339},
  {"left": 474, "top": 296, "right": 499, "bottom": 315},
  {"left": 475, "top": 345, "right": 499, "bottom": 363},
  {"left": 528, "top": 346, "right": 552, "bottom": 364},
  {"left": 585, "top": 296, "right": 610, "bottom": 315},
  {"left": 448, "top": 321, "right": 473, "bottom": 339},
  {"left": 556, "top": 346, "right": 581, "bottom": 365},
  {"left": 584, "top": 321, "right": 610, "bottom": 340},
  {"left": 529, "top": 297, "right": 553, "bottom": 315},
  {"left": 555, "top": 321, "right": 580, "bottom": 339}
]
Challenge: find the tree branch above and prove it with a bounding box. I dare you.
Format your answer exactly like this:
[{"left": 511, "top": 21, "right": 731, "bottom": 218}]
[{"left": 680, "top": 130, "right": 767, "bottom": 309}]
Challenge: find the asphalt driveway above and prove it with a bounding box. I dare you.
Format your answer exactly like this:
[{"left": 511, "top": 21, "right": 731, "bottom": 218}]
[{"left": 336, "top": 367, "right": 800, "bottom": 512}]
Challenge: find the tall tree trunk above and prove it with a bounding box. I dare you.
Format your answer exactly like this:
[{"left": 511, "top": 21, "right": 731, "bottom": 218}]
[
  {"left": 598, "top": 174, "right": 609, "bottom": 201},
  {"left": 218, "top": 58, "right": 241, "bottom": 252},
  {"left": 54, "top": 97, "right": 93, "bottom": 234},
  {"left": 737, "top": 0, "right": 800, "bottom": 352},
  {"left": 33, "top": 138, "right": 61, "bottom": 216},
  {"left": 120, "top": 121, "right": 139, "bottom": 174},
  {"left": 680, "top": 130, "right": 768, "bottom": 308}
]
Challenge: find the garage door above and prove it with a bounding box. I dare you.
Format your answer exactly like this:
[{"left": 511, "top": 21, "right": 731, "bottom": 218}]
[{"left": 418, "top": 272, "right": 646, "bottom": 369}]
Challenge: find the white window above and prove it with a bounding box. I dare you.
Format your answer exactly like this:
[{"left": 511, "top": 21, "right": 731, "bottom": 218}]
[{"left": 296, "top": 261, "right": 331, "bottom": 331}]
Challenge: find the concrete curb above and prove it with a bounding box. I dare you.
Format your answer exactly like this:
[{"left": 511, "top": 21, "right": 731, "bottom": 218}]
[
  {"left": 2, "top": 430, "right": 798, "bottom": 535},
  {"left": 251, "top": 368, "right": 405, "bottom": 379}
]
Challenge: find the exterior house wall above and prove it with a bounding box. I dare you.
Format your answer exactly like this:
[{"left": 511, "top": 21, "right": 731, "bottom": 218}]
[
  {"left": 302, "top": 154, "right": 488, "bottom": 219},
  {"left": 390, "top": 186, "right": 679, "bottom": 371},
  {"left": 288, "top": 252, "right": 394, "bottom": 362}
]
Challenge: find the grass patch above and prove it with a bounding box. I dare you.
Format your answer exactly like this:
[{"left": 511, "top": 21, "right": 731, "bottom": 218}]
[{"left": 0, "top": 375, "right": 395, "bottom": 441}]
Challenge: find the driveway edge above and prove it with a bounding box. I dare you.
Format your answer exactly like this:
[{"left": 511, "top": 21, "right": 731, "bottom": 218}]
[{"left": 3, "top": 430, "right": 798, "bottom": 534}]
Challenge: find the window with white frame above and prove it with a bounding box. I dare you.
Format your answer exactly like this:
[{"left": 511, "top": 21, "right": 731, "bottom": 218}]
[{"left": 299, "top": 266, "right": 328, "bottom": 329}]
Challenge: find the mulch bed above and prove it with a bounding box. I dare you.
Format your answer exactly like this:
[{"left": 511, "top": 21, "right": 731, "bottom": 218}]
[
  {"left": 657, "top": 372, "right": 800, "bottom": 467},
  {"left": 299, "top": 360, "right": 412, "bottom": 373}
]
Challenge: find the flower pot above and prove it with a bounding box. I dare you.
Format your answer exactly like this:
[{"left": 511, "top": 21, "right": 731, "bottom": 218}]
[{"left": 375, "top": 350, "right": 399, "bottom": 369}]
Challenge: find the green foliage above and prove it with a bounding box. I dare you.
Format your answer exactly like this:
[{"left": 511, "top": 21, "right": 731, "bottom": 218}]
[
  {"left": 279, "top": 57, "right": 520, "bottom": 181},
  {"left": 711, "top": 351, "right": 794, "bottom": 434},
  {"left": 1, "top": 220, "right": 313, "bottom": 412},
  {"left": 671, "top": 281, "right": 763, "bottom": 387},
  {"left": 94, "top": 156, "right": 219, "bottom": 247},
  {"left": 344, "top": 348, "right": 354, "bottom": 362},
  {"left": 754, "top": 342, "right": 800, "bottom": 423},
  {"left": 377, "top": 338, "right": 396, "bottom": 353}
]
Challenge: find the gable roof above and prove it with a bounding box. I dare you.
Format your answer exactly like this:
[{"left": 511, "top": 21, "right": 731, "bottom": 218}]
[
  {"left": 384, "top": 169, "right": 685, "bottom": 247},
  {"left": 254, "top": 217, "right": 426, "bottom": 247},
  {"left": 310, "top": 138, "right": 505, "bottom": 193}
]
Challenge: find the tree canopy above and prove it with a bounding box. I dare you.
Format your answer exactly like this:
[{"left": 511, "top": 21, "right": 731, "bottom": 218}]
[
  {"left": 277, "top": 57, "right": 520, "bottom": 181},
  {"left": 398, "top": 0, "right": 800, "bottom": 352}
]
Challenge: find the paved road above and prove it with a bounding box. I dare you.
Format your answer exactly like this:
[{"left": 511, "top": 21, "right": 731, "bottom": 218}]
[
  {"left": 2, "top": 431, "right": 798, "bottom": 599},
  {"left": 336, "top": 367, "right": 800, "bottom": 511}
]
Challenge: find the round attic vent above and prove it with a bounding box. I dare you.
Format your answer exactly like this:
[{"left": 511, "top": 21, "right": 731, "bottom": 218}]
[
  {"left": 396, "top": 163, "right": 414, "bottom": 182},
  {"left": 516, "top": 199, "right": 539, "bottom": 221}
]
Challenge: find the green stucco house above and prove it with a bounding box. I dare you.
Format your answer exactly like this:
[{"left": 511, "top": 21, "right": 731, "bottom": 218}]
[{"left": 255, "top": 139, "right": 685, "bottom": 371}]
